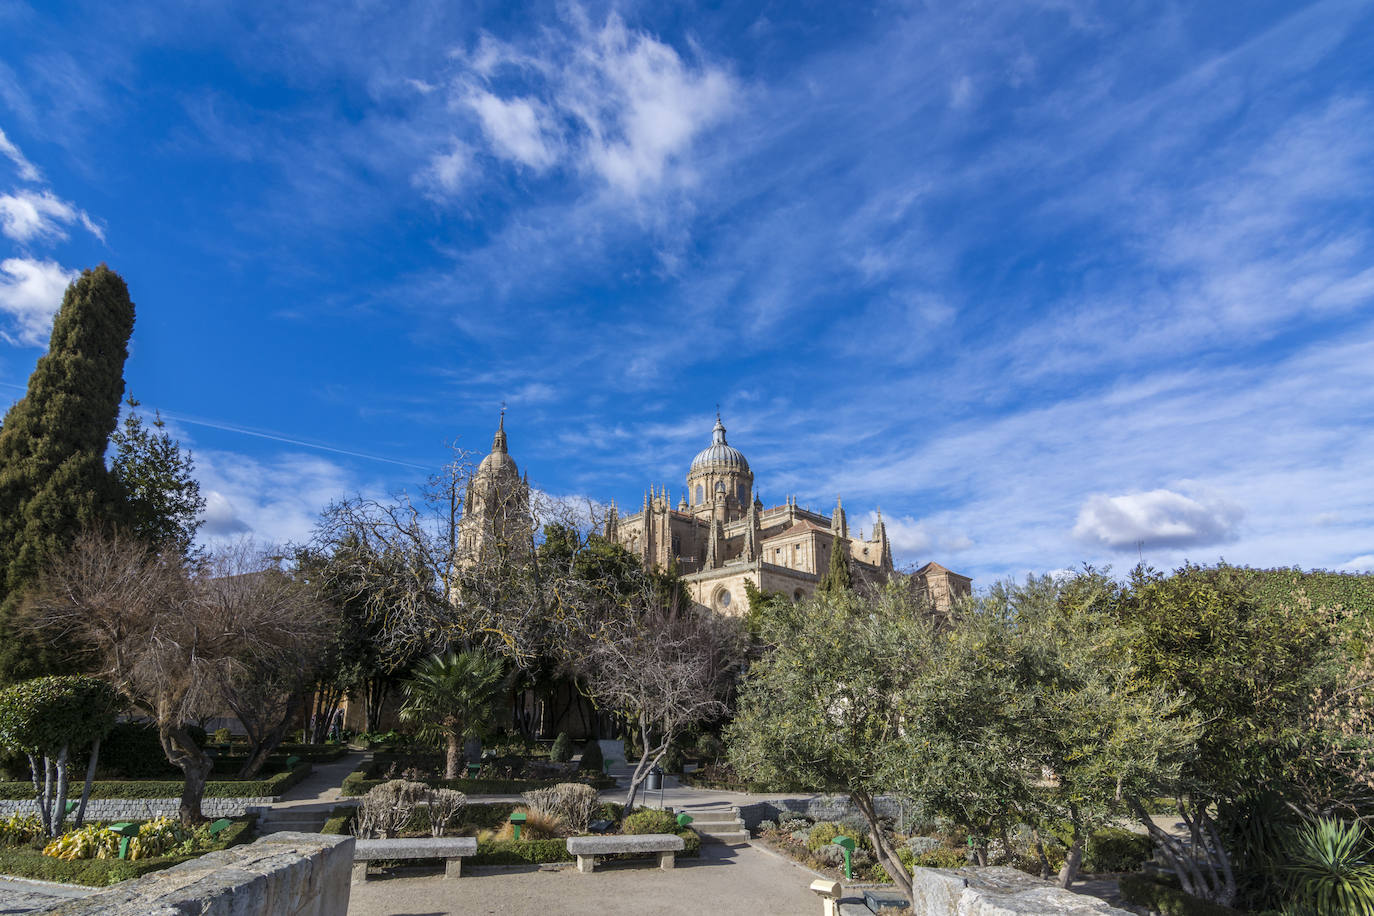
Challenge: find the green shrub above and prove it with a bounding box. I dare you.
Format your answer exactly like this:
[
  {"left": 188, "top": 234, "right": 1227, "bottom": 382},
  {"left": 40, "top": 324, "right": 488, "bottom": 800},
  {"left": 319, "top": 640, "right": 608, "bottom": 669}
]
[
  {"left": 0, "top": 812, "right": 44, "bottom": 846},
  {"left": 897, "top": 845, "right": 968, "bottom": 870},
  {"left": 550, "top": 733, "right": 573, "bottom": 763},
  {"left": 679, "top": 828, "right": 701, "bottom": 857},
  {"left": 660, "top": 747, "right": 684, "bottom": 774},
  {"left": 1119, "top": 874, "right": 1241, "bottom": 915},
  {"left": 578, "top": 741, "right": 603, "bottom": 772},
  {"left": 806, "top": 821, "right": 843, "bottom": 851},
  {"left": 472, "top": 837, "right": 572, "bottom": 866},
  {"left": 320, "top": 807, "right": 355, "bottom": 836},
  {"left": 621, "top": 808, "right": 677, "bottom": 835},
  {"left": 693, "top": 732, "right": 724, "bottom": 763},
  {"left": 212, "top": 728, "right": 233, "bottom": 745},
  {"left": 1084, "top": 827, "right": 1153, "bottom": 874}
]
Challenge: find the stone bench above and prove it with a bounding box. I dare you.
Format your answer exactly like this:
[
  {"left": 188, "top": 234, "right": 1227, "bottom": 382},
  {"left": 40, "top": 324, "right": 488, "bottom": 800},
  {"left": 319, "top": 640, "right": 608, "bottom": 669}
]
[
  {"left": 352, "top": 836, "right": 478, "bottom": 882},
  {"left": 566, "top": 833, "right": 685, "bottom": 874}
]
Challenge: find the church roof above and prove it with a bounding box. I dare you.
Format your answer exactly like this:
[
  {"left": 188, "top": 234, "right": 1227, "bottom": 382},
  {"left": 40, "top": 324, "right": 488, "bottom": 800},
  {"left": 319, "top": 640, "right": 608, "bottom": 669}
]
[
  {"left": 766, "top": 520, "right": 832, "bottom": 541},
  {"left": 476, "top": 411, "right": 520, "bottom": 479},
  {"left": 689, "top": 414, "right": 750, "bottom": 473}
]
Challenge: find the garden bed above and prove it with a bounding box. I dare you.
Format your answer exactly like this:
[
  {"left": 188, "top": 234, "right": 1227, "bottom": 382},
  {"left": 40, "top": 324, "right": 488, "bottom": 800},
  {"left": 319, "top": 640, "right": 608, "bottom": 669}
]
[{"left": 0, "top": 816, "right": 256, "bottom": 886}]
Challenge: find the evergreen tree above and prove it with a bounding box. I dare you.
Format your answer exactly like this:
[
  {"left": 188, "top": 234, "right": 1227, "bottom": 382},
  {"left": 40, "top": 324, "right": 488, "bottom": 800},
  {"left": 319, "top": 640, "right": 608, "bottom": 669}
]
[
  {"left": 108, "top": 397, "right": 205, "bottom": 557},
  {"left": 818, "top": 536, "right": 853, "bottom": 595},
  {"left": 0, "top": 266, "right": 135, "bottom": 682}
]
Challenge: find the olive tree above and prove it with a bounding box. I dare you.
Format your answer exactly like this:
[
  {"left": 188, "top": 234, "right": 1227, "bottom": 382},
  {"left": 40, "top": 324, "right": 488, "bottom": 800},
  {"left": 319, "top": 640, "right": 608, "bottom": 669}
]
[
  {"left": 28, "top": 532, "right": 328, "bottom": 822},
  {"left": 0, "top": 675, "right": 119, "bottom": 835},
  {"left": 728, "top": 586, "right": 936, "bottom": 900}
]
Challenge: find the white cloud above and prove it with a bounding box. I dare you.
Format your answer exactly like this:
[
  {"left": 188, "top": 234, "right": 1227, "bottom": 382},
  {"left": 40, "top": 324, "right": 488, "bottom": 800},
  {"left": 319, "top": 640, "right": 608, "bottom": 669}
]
[
  {"left": 443, "top": 12, "right": 736, "bottom": 196},
  {"left": 565, "top": 15, "right": 736, "bottom": 194},
  {"left": 466, "top": 90, "right": 559, "bottom": 170},
  {"left": 195, "top": 450, "right": 361, "bottom": 548},
  {"left": 419, "top": 140, "right": 473, "bottom": 194},
  {"left": 1073, "top": 488, "right": 1243, "bottom": 551},
  {"left": 1340, "top": 554, "right": 1374, "bottom": 573},
  {"left": 0, "top": 257, "right": 76, "bottom": 345},
  {"left": 0, "top": 127, "right": 40, "bottom": 182},
  {"left": 0, "top": 188, "right": 103, "bottom": 244}
]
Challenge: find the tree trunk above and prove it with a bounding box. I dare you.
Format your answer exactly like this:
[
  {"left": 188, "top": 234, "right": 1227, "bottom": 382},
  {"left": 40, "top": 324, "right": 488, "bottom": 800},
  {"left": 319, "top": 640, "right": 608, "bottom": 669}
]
[
  {"left": 43, "top": 756, "right": 55, "bottom": 837},
  {"left": 27, "top": 753, "right": 50, "bottom": 837},
  {"left": 160, "top": 722, "right": 214, "bottom": 824},
  {"left": 445, "top": 733, "right": 462, "bottom": 780},
  {"left": 853, "top": 789, "right": 913, "bottom": 901},
  {"left": 623, "top": 713, "right": 669, "bottom": 811},
  {"left": 75, "top": 737, "right": 99, "bottom": 827},
  {"left": 52, "top": 745, "right": 70, "bottom": 836},
  {"left": 1031, "top": 827, "right": 1052, "bottom": 879},
  {"left": 233, "top": 692, "right": 303, "bottom": 778},
  {"left": 1058, "top": 813, "right": 1083, "bottom": 888},
  {"left": 1125, "top": 794, "right": 1237, "bottom": 907}
]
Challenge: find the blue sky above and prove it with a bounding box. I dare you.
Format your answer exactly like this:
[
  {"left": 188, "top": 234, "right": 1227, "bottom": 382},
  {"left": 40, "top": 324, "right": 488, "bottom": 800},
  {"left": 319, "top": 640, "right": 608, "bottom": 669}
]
[{"left": 1, "top": 0, "right": 1372, "bottom": 585}]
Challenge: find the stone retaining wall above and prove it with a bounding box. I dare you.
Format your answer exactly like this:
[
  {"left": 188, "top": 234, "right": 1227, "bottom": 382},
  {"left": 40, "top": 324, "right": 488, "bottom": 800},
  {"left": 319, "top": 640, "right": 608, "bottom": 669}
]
[
  {"left": 37, "top": 831, "right": 353, "bottom": 915},
  {"left": 737, "top": 795, "right": 917, "bottom": 832},
  {"left": 0, "top": 797, "right": 273, "bottom": 820}
]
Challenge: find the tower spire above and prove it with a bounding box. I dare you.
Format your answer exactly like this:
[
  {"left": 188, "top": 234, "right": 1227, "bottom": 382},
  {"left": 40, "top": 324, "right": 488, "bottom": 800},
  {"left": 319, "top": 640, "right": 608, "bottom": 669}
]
[{"left": 491, "top": 403, "right": 508, "bottom": 453}]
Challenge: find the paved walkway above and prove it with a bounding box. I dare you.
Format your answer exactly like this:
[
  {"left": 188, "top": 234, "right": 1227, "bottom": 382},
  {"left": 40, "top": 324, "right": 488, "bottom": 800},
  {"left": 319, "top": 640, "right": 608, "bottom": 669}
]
[
  {"left": 275, "top": 750, "right": 369, "bottom": 808},
  {"left": 347, "top": 840, "right": 821, "bottom": 916}
]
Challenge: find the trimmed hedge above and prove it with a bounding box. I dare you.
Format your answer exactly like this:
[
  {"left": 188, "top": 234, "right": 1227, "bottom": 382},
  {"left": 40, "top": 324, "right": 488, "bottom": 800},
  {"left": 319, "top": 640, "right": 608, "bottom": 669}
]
[
  {"left": 339, "top": 770, "right": 612, "bottom": 797},
  {"left": 472, "top": 837, "right": 573, "bottom": 866},
  {"left": 468, "top": 828, "right": 700, "bottom": 867},
  {"left": 320, "top": 806, "right": 355, "bottom": 836},
  {"left": 0, "top": 815, "right": 256, "bottom": 887},
  {"left": 0, "top": 762, "right": 311, "bottom": 800},
  {"left": 1119, "top": 874, "right": 1241, "bottom": 915}
]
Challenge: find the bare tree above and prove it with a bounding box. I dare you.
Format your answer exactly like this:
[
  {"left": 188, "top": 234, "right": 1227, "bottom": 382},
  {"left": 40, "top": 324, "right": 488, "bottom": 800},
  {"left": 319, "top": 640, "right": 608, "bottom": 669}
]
[
  {"left": 577, "top": 596, "right": 745, "bottom": 810},
  {"left": 207, "top": 543, "right": 331, "bottom": 777},
  {"left": 28, "top": 532, "right": 327, "bottom": 822}
]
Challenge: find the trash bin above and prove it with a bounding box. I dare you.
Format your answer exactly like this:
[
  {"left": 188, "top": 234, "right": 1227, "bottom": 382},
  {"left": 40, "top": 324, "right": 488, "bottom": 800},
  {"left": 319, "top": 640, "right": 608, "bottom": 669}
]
[{"left": 646, "top": 765, "right": 663, "bottom": 791}]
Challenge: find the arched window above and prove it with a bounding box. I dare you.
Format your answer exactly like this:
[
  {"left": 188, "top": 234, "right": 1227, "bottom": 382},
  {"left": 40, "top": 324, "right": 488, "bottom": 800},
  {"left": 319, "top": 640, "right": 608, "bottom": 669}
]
[{"left": 695, "top": 484, "right": 704, "bottom": 504}]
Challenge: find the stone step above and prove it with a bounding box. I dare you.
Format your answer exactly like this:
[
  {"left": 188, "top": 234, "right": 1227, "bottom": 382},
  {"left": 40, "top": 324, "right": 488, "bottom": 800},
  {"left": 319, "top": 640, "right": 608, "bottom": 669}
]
[
  {"left": 684, "top": 810, "right": 743, "bottom": 825},
  {"left": 697, "top": 829, "right": 750, "bottom": 845}
]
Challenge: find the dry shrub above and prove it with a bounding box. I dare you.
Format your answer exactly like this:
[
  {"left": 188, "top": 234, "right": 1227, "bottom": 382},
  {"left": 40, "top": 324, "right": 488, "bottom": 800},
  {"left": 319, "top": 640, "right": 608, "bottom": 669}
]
[
  {"left": 427, "top": 788, "right": 467, "bottom": 838},
  {"left": 521, "top": 783, "right": 600, "bottom": 834},
  {"left": 355, "top": 779, "right": 428, "bottom": 838}
]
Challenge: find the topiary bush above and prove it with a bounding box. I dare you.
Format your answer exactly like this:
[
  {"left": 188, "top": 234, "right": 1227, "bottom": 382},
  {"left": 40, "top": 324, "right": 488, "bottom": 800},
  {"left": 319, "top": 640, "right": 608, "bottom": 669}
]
[
  {"left": 97, "top": 722, "right": 173, "bottom": 779},
  {"left": 549, "top": 733, "right": 573, "bottom": 763},
  {"left": 578, "top": 741, "right": 603, "bottom": 773}
]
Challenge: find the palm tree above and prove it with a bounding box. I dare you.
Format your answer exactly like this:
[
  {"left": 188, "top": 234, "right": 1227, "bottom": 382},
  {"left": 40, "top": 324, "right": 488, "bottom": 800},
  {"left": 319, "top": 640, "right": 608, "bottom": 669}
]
[{"left": 399, "top": 650, "right": 507, "bottom": 779}]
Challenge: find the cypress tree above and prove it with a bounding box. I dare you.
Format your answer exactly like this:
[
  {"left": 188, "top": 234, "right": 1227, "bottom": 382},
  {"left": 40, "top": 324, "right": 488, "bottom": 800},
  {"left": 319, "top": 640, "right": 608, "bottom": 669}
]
[
  {"left": 818, "top": 536, "right": 853, "bottom": 596},
  {"left": 0, "top": 265, "right": 135, "bottom": 681}
]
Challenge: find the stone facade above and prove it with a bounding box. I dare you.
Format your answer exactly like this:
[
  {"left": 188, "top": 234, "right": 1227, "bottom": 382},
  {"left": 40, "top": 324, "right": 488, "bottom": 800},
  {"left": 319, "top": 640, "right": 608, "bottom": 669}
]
[{"left": 0, "top": 796, "right": 273, "bottom": 820}]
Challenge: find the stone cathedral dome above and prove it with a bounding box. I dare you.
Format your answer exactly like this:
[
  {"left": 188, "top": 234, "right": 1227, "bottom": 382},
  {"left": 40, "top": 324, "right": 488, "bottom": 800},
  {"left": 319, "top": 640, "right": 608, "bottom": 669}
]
[{"left": 690, "top": 414, "right": 750, "bottom": 472}]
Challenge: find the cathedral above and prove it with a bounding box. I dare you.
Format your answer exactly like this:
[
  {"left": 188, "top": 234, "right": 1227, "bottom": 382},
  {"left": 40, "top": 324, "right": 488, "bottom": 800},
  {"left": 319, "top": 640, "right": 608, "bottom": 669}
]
[{"left": 458, "top": 412, "right": 971, "bottom": 614}]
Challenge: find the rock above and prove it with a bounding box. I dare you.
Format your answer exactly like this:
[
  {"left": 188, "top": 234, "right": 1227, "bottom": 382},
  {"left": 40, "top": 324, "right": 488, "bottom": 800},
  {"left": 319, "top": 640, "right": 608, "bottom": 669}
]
[{"left": 908, "top": 865, "right": 1134, "bottom": 915}]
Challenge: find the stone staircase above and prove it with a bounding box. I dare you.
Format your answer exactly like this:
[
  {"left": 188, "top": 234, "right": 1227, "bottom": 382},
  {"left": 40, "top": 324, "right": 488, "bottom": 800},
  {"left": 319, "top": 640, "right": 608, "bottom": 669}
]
[{"left": 685, "top": 806, "right": 749, "bottom": 845}]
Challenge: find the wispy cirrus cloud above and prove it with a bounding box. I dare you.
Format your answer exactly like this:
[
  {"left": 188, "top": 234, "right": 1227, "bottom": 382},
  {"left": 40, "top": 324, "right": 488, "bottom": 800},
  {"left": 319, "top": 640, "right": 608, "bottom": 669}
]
[
  {"left": 0, "top": 127, "right": 39, "bottom": 182},
  {"left": 0, "top": 188, "right": 103, "bottom": 244}
]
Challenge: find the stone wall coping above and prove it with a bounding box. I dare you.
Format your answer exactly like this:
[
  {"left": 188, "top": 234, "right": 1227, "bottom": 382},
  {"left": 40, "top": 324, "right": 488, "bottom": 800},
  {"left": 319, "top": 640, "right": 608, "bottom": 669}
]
[
  {"left": 354, "top": 837, "right": 477, "bottom": 860},
  {"left": 567, "top": 834, "right": 684, "bottom": 855}
]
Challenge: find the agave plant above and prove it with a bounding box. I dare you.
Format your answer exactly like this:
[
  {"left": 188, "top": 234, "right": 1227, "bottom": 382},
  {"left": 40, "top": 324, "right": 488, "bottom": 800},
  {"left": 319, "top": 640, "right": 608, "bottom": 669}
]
[{"left": 1284, "top": 816, "right": 1374, "bottom": 916}]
